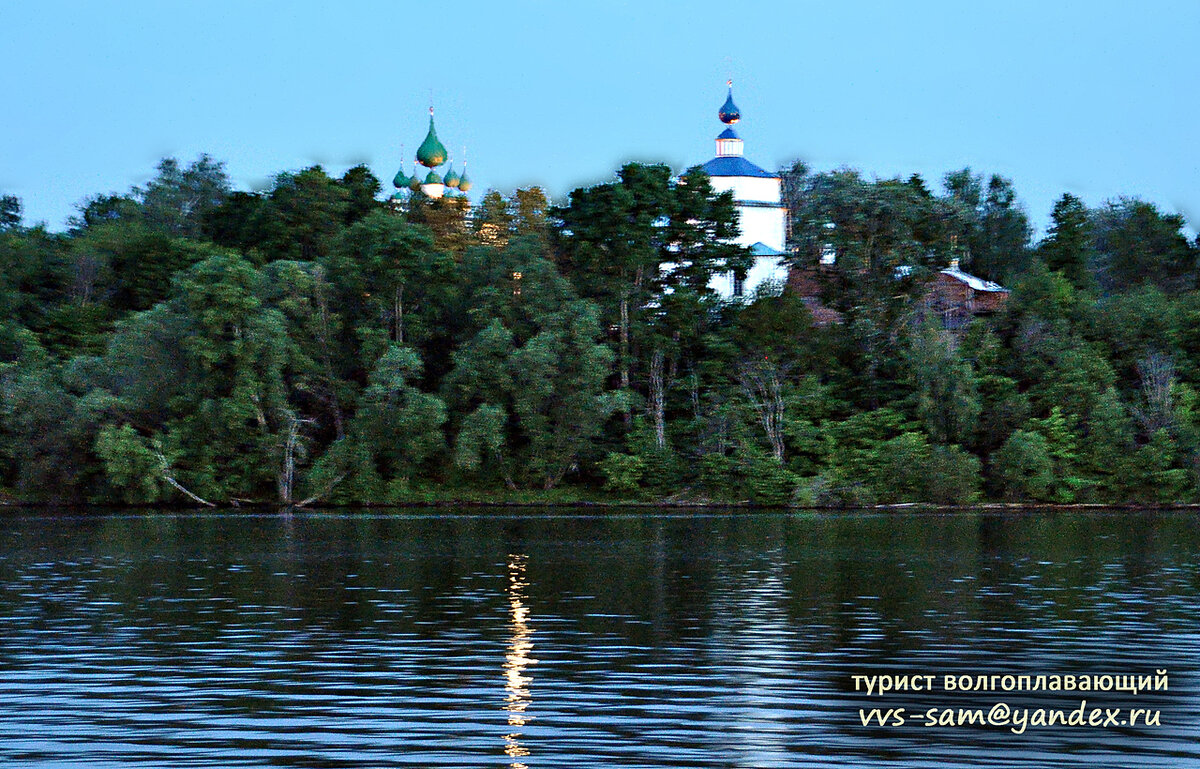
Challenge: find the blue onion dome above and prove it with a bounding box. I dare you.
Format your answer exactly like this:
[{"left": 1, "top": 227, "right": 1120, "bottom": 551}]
[
  {"left": 408, "top": 173, "right": 422, "bottom": 191},
  {"left": 416, "top": 109, "right": 449, "bottom": 168},
  {"left": 444, "top": 164, "right": 460, "bottom": 189},
  {"left": 424, "top": 170, "right": 443, "bottom": 185},
  {"left": 457, "top": 169, "right": 472, "bottom": 193},
  {"left": 718, "top": 80, "right": 740, "bottom": 125},
  {"left": 391, "top": 189, "right": 406, "bottom": 201}
]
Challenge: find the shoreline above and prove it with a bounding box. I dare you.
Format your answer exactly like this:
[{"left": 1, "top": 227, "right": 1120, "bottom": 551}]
[{"left": 2, "top": 498, "right": 1199, "bottom": 514}]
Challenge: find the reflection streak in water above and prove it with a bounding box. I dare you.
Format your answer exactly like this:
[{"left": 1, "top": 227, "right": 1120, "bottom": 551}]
[{"left": 503, "top": 553, "right": 534, "bottom": 768}]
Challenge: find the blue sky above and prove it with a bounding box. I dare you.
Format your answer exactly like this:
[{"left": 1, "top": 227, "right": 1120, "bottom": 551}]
[{"left": 2, "top": 1, "right": 1197, "bottom": 235}]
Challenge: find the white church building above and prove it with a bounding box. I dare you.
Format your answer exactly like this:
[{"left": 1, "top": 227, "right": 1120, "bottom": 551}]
[{"left": 701, "top": 82, "right": 789, "bottom": 300}]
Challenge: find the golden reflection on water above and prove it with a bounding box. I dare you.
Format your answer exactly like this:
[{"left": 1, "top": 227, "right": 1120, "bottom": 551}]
[{"left": 504, "top": 554, "right": 535, "bottom": 768}]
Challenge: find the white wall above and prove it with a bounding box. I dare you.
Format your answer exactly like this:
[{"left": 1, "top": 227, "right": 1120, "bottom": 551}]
[
  {"left": 698, "top": 170, "right": 790, "bottom": 301},
  {"left": 736, "top": 205, "right": 787, "bottom": 252},
  {"left": 710, "top": 175, "right": 781, "bottom": 204},
  {"left": 708, "top": 254, "right": 788, "bottom": 301}
]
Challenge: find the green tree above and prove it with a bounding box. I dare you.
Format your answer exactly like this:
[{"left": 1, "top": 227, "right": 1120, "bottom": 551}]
[
  {"left": 925, "top": 444, "right": 982, "bottom": 504},
  {"left": 1090, "top": 286, "right": 1179, "bottom": 387},
  {"left": 0, "top": 225, "right": 70, "bottom": 334},
  {"left": 1024, "top": 406, "right": 1085, "bottom": 501},
  {"left": 508, "top": 300, "right": 619, "bottom": 488},
  {"left": 259, "top": 260, "right": 353, "bottom": 439},
  {"left": 331, "top": 345, "right": 447, "bottom": 498},
  {"left": 202, "top": 190, "right": 269, "bottom": 253},
  {"left": 814, "top": 408, "right": 911, "bottom": 505},
  {"left": 67, "top": 222, "right": 223, "bottom": 316},
  {"left": 0, "top": 194, "right": 21, "bottom": 231},
  {"left": 1092, "top": 198, "right": 1196, "bottom": 294},
  {"left": 444, "top": 247, "right": 619, "bottom": 489},
  {"left": 961, "top": 324, "right": 1029, "bottom": 454},
  {"left": 993, "top": 430, "right": 1055, "bottom": 501},
  {"left": 786, "top": 169, "right": 960, "bottom": 408},
  {"left": 513, "top": 187, "right": 551, "bottom": 243},
  {"left": 1128, "top": 429, "right": 1191, "bottom": 502},
  {"left": 338, "top": 164, "right": 382, "bottom": 225},
  {"left": 943, "top": 169, "right": 1031, "bottom": 282},
  {"left": 869, "top": 431, "right": 933, "bottom": 503},
  {"left": 94, "top": 424, "right": 169, "bottom": 504},
  {"left": 472, "top": 189, "right": 515, "bottom": 246},
  {"left": 326, "top": 210, "right": 453, "bottom": 350},
  {"left": 70, "top": 193, "right": 142, "bottom": 231},
  {"left": 555, "top": 162, "right": 745, "bottom": 418},
  {"left": 158, "top": 252, "right": 297, "bottom": 501},
  {"left": 904, "top": 320, "right": 981, "bottom": 445},
  {"left": 445, "top": 320, "right": 518, "bottom": 487},
  {"left": 403, "top": 193, "right": 473, "bottom": 255},
  {"left": 137, "top": 155, "right": 231, "bottom": 238},
  {"left": 1078, "top": 386, "right": 1136, "bottom": 499},
  {"left": 260, "top": 166, "right": 350, "bottom": 261},
  {"left": 790, "top": 169, "right": 949, "bottom": 281},
  {"left": 1038, "top": 193, "right": 1094, "bottom": 289},
  {"left": 454, "top": 404, "right": 508, "bottom": 480}
]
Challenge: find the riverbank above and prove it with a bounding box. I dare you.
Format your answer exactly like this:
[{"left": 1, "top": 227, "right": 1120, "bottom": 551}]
[{"left": 3, "top": 491, "right": 1199, "bottom": 514}]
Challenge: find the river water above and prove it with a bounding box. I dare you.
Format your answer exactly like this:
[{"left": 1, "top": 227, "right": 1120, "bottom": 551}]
[{"left": 0, "top": 510, "right": 1195, "bottom": 768}]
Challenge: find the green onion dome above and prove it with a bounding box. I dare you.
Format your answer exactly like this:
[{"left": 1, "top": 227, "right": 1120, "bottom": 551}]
[
  {"left": 718, "top": 81, "right": 741, "bottom": 125},
  {"left": 392, "top": 167, "right": 410, "bottom": 189},
  {"left": 424, "top": 170, "right": 443, "bottom": 185},
  {"left": 457, "top": 170, "right": 471, "bottom": 193},
  {"left": 444, "top": 164, "right": 460, "bottom": 188},
  {"left": 416, "top": 110, "right": 448, "bottom": 168},
  {"left": 408, "top": 173, "right": 422, "bottom": 192},
  {"left": 391, "top": 189, "right": 406, "bottom": 200}
]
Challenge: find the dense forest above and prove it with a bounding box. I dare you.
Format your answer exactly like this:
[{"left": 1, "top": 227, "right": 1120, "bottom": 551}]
[{"left": 2, "top": 155, "right": 1199, "bottom": 506}]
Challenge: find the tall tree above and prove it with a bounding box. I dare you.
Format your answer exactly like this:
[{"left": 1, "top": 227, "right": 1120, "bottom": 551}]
[
  {"left": 338, "top": 165, "right": 382, "bottom": 225},
  {"left": 1038, "top": 193, "right": 1094, "bottom": 289},
  {"left": 444, "top": 241, "right": 618, "bottom": 489},
  {"left": 138, "top": 155, "right": 231, "bottom": 238},
  {"left": 259, "top": 166, "right": 350, "bottom": 262},
  {"left": 326, "top": 210, "right": 452, "bottom": 350},
  {"left": 513, "top": 186, "right": 551, "bottom": 243},
  {"left": 259, "top": 260, "right": 353, "bottom": 439},
  {"left": 1092, "top": 198, "right": 1196, "bottom": 294},
  {"left": 0, "top": 194, "right": 21, "bottom": 231},
  {"left": 903, "top": 320, "right": 981, "bottom": 446},
  {"left": 323, "top": 344, "right": 447, "bottom": 498},
  {"left": 943, "top": 168, "right": 1031, "bottom": 282},
  {"left": 159, "top": 252, "right": 296, "bottom": 501},
  {"left": 554, "top": 162, "right": 745, "bottom": 425},
  {"left": 507, "top": 299, "right": 618, "bottom": 488},
  {"left": 71, "top": 193, "right": 142, "bottom": 232},
  {"left": 471, "top": 190, "right": 515, "bottom": 247}
]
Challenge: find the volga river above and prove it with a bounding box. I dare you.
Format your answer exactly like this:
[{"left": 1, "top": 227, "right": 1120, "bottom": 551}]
[{"left": 0, "top": 510, "right": 1195, "bottom": 768}]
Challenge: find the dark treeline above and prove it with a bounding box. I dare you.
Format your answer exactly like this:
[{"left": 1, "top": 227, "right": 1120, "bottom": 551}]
[{"left": 2, "top": 156, "right": 1199, "bottom": 506}]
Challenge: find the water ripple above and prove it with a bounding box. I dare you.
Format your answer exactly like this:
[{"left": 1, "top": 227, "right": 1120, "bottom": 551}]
[{"left": 0, "top": 511, "right": 1196, "bottom": 767}]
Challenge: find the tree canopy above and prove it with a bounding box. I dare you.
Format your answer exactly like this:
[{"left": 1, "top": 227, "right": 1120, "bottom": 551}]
[{"left": 2, "top": 155, "right": 1199, "bottom": 506}]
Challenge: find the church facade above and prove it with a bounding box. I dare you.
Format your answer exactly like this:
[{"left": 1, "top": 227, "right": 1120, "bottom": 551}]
[
  {"left": 700, "top": 83, "right": 789, "bottom": 300},
  {"left": 699, "top": 81, "right": 1009, "bottom": 323}
]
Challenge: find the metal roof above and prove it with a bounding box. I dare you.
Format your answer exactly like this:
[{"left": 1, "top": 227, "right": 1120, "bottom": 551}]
[
  {"left": 939, "top": 266, "right": 1008, "bottom": 292},
  {"left": 749, "top": 242, "right": 784, "bottom": 256},
  {"left": 700, "top": 156, "right": 777, "bottom": 179}
]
